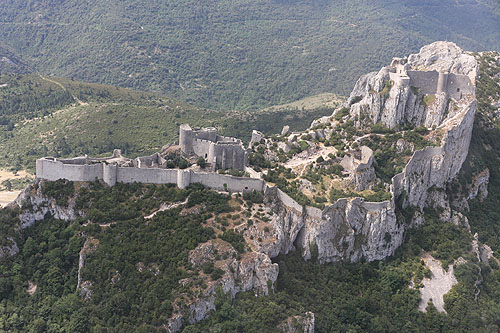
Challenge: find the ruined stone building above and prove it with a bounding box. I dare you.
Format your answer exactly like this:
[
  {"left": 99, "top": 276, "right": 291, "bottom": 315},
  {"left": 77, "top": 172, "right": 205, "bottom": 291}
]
[
  {"left": 387, "top": 57, "right": 475, "bottom": 100},
  {"left": 179, "top": 124, "right": 248, "bottom": 170}
]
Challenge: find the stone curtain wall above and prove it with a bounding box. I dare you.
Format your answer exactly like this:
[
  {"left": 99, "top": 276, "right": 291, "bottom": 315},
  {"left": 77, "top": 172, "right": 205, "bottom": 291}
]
[
  {"left": 389, "top": 69, "right": 474, "bottom": 100},
  {"left": 36, "top": 158, "right": 103, "bottom": 182},
  {"left": 36, "top": 158, "right": 264, "bottom": 193}
]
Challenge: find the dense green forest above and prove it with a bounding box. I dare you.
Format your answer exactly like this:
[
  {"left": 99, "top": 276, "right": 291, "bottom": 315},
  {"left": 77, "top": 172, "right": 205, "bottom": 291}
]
[
  {"left": 1, "top": 181, "right": 500, "bottom": 332},
  {"left": 0, "top": 74, "right": 337, "bottom": 171},
  {"left": 0, "top": 181, "right": 234, "bottom": 331},
  {"left": 0, "top": 45, "right": 31, "bottom": 74},
  {"left": 1, "top": 0, "right": 499, "bottom": 110}
]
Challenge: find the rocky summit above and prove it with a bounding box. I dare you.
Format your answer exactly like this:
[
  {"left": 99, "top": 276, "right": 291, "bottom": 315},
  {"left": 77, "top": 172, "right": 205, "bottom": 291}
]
[{"left": 1, "top": 41, "right": 500, "bottom": 332}]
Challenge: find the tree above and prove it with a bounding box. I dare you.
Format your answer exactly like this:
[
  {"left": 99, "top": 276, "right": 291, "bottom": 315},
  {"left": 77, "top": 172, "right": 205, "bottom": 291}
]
[{"left": 197, "top": 157, "right": 206, "bottom": 168}]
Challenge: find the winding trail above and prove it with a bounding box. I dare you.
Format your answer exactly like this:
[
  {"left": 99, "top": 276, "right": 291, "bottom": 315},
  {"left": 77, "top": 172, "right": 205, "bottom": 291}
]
[
  {"left": 39, "top": 75, "right": 87, "bottom": 106},
  {"left": 145, "top": 198, "right": 189, "bottom": 220}
]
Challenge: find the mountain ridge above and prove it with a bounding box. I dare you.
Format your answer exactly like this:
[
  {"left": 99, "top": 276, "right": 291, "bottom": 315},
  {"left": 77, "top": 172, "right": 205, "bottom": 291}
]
[{"left": 1, "top": 0, "right": 499, "bottom": 110}]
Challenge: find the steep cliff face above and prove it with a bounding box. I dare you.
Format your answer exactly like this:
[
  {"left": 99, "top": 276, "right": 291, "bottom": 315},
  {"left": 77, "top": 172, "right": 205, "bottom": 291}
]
[
  {"left": 392, "top": 96, "right": 476, "bottom": 210},
  {"left": 347, "top": 41, "right": 476, "bottom": 130},
  {"left": 0, "top": 179, "right": 81, "bottom": 260},
  {"left": 261, "top": 42, "right": 477, "bottom": 264},
  {"left": 13, "top": 179, "right": 81, "bottom": 229},
  {"left": 263, "top": 187, "right": 403, "bottom": 263}
]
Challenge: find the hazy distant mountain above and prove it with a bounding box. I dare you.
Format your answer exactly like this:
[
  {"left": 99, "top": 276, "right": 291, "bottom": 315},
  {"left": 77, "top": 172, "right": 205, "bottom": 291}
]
[{"left": 0, "top": 0, "right": 498, "bottom": 109}]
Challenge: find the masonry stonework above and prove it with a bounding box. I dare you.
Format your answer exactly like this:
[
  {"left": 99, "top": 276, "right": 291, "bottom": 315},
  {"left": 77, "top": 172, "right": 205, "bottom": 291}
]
[
  {"left": 388, "top": 58, "right": 474, "bottom": 100},
  {"left": 179, "top": 124, "right": 248, "bottom": 171}
]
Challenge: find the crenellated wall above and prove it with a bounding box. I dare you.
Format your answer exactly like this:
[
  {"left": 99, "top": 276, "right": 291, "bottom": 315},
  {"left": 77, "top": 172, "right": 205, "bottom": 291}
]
[
  {"left": 179, "top": 124, "right": 248, "bottom": 171},
  {"left": 36, "top": 158, "right": 264, "bottom": 193},
  {"left": 389, "top": 68, "right": 474, "bottom": 100}
]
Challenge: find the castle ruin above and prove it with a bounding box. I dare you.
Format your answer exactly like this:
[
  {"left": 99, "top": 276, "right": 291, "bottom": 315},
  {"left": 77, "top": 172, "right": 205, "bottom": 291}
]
[
  {"left": 36, "top": 125, "right": 259, "bottom": 192},
  {"left": 179, "top": 124, "right": 248, "bottom": 170},
  {"left": 387, "top": 57, "right": 474, "bottom": 100}
]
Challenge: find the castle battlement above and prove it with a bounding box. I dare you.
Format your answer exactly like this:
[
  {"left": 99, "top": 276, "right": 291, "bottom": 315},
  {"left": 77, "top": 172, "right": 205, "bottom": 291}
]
[
  {"left": 179, "top": 124, "right": 248, "bottom": 170},
  {"left": 36, "top": 125, "right": 255, "bottom": 192},
  {"left": 387, "top": 57, "right": 474, "bottom": 100}
]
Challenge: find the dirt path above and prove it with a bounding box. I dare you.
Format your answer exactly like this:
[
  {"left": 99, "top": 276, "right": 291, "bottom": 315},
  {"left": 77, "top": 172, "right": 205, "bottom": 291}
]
[
  {"left": 145, "top": 198, "right": 189, "bottom": 219},
  {"left": 0, "top": 190, "right": 21, "bottom": 207},
  {"left": 39, "top": 75, "right": 88, "bottom": 106}
]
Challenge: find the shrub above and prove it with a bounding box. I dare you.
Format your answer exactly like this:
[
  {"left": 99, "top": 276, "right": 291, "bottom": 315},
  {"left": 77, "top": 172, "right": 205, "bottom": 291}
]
[
  {"left": 380, "top": 80, "right": 393, "bottom": 97},
  {"left": 197, "top": 157, "right": 206, "bottom": 168},
  {"left": 243, "top": 190, "right": 264, "bottom": 204},
  {"left": 422, "top": 94, "right": 436, "bottom": 107},
  {"left": 350, "top": 96, "right": 363, "bottom": 105}
]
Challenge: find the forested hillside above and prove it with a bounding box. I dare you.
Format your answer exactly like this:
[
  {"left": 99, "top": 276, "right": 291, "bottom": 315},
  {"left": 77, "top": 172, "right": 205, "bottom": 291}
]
[
  {"left": 0, "top": 74, "right": 337, "bottom": 172},
  {"left": 1, "top": 0, "right": 499, "bottom": 110},
  {"left": 0, "top": 51, "right": 499, "bottom": 332},
  {"left": 0, "top": 45, "right": 30, "bottom": 74}
]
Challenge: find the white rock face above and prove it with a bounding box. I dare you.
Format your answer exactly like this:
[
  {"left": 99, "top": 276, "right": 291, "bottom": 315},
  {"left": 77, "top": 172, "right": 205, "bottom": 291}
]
[
  {"left": 0, "top": 179, "right": 81, "bottom": 259},
  {"left": 392, "top": 96, "right": 476, "bottom": 210},
  {"left": 260, "top": 42, "right": 477, "bottom": 264},
  {"left": 419, "top": 254, "right": 459, "bottom": 313},
  {"left": 13, "top": 179, "right": 81, "bottom": 229},
  {"left": 279, "top": 312, "right": 315, "bottom": 333},
  {"left": 167, "top": 239, "right": 279, "bottom": 331},
  {"left": 346, "top": 41, "right": 476, "bottom": 130},
  {"left": 264, "top": 189, "right": 403, "bottom": 263},
  {"left": 408, "top": 41, "right": 478, "bottom": 82}
]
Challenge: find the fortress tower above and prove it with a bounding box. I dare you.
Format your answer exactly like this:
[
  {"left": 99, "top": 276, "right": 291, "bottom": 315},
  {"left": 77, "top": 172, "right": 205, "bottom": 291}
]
[
  {"left": 179, "top": 124, "right": 194, "bottom": 155},
  {"left": 387, "top": 57, "right": 473, "bottom": 100},
  {"left": 179, "top": 124, "right": 248, "bottom": 171}
]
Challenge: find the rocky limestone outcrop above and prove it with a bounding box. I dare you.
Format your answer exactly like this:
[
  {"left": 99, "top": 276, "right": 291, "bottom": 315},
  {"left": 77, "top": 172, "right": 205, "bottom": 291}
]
[
  {"left": 12, "top": 179, "right": 81, "bottom": 229},
  {"left": 346, "top": 41, "right": 476, "bottom": 130},
  {"left": 278, "top": 312, "right": 315, "bottom": 333},
  {"left": 76, "top": 237, "right": 99, "bottom": 299},
  {"left": 0, "top": 179, "right": 82, "bottom": 259},
  {"left": 166, "top": 239, "right": 279, "bottom": 331},
  {"left": 0, "top": 237, "right": 19, "bottom": 258},
  {"left": 408, "top": 41, "right": 478, "bottom": 82},
  {"left": 258, "top": 42, "right": 477, "bottom": 264},
  {"left": 451, "top": 168, "right": 489, "bottom": 212},
  {"left": 263, "top": 187, "right": 403, "bottom": 263},
  {"left": 392, "top": 96, "right": 476, "bottom": 210}
]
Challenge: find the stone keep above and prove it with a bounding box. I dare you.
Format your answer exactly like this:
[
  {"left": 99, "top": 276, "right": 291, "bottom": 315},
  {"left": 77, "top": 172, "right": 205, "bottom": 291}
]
[
  {"left": 388, "top": 57, "right": 474, "bottom": 100},
  {"left": 179, "top": 124, "right": 248, "bottom": 170}
]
